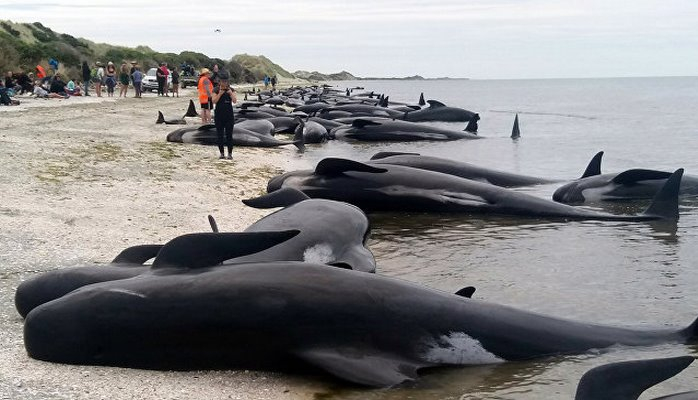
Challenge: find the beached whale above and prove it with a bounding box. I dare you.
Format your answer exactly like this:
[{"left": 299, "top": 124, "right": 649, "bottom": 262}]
[
  {"left": 293, "top": 118, "right": 329, "bottom": 143},
  {"left": 575, "top": 356, "right": 697, "bottom": 400},
  {"left": 553, "top": 151, "right": 698, "bottom": 203},
  {"left": 24, "top": 262, "right": 698, "bottom": 387},
  {"left": 14, "top": 245, "right": 162, "bottom": 318},
  {"left": 238, "top": 187, "right": 375, "bottom": 271},
  {"left": 402, "top": 100, "right": 480, "bottom": 122},
  {"left": 368, "top": 152, "right": 560, "bottom": 187},
  {"left": 14, "top": 230, "right": 298, "bottom": 318},
  {"left": 155, "top": 111, "right": 186, "bottom": 125},
  {"left": 265, "top": 158, "right": 682, "bottom": 221},
  {"left": 166, "top": 124, "right": 304, "bottom": 151},
  {"left": 328, "top": 118, "right": 480, "bottom": 142}
]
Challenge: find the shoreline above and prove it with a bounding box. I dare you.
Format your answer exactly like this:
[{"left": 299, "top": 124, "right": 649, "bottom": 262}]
[{"left": 0, "top": 88, "right": 327, "bottom": 399}]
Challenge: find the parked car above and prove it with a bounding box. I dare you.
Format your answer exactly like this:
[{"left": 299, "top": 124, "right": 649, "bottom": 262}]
[
  {"left": 141, "top": 67, "right": 172, "bottom": 92},
  {"left": 180, "top": 72, "right": 199, "bottom": 89}
]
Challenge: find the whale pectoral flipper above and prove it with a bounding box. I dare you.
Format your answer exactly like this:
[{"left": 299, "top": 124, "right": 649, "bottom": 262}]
[
  {"left": 111, "top": 245, "right": 164, "bottom": 264},
  {"left": 574, "top": 356, "right": 695, "bottom": 400},
  {"left": 315, "top": 158, "right": 388, "bottom": 176},
  {"left": 369, "top": 152, "right": 421, "bottom": 160},
  {"left": 351, "top": 119, "right": 383, "bottom": 129},
  {"left": 455, "top": 286, "right": 476, "bottom": 298},
  {"left": 612, "top": 169, "right": 673, "bottom": 185},
  {"left": 198, "top": 124, "right": 216, "bottom": 131},
  {"left": 427, "top": 100, "right": 446, "bottom": 108},
  {"left": 296, "top": 348, "right": 425, "bottom": 387},
  {"left": 242, "top": 187, "right": 311, "bottom": 209},
  {"left": 152, "top": 230, "right": 300, "bottom": 269}
]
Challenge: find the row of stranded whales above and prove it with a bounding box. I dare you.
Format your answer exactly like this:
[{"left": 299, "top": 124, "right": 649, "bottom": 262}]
[
  {"left": 553, "top": 151, "right": 698, "bottom": 203},
  {"left": 22, "top": 259, "right": 698, "bottom": 387},
  {"left": 328, "top": 117, "right": 480, "bottom": 141},
  {"left": 263, "top": 157, "right": 682, "bottom": 221},
  {"left": 15, "top": 190, "right": 375, "bottom": 317}
]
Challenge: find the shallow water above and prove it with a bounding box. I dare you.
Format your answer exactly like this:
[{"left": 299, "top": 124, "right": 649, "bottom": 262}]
[{"left": 290, "top": 77, "right": 698, "bottom": 399}]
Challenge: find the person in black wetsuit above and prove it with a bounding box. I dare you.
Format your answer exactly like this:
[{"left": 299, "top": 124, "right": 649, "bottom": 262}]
[{"left": 211, "top": 70, "right": 237, "bottom": 159}]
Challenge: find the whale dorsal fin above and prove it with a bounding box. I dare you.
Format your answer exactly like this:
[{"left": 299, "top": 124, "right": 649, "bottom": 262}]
[
  {"left": 315, "top": 158, "right": 388, "bottom": 176},
  {"left": 581, "top": 151, "right": 604, "bottom": 178},
  {"left": 242, "top": 187, "right": 311, "bottom": 209},
  {"left": 642, "top": 168, "right": 683, "bottom": 220},
  {"left": 418, "top": 92, "right": 425, "bottom": 106},
  {"left": 152, "top": 230, "right": 300, "bottom": 269},
  {"left": 455, "top": 286, "right": 476, "bottom": 298},
  {"left": 296, "top": 347, "right": 423, "bottom": 387},
  {"left": 352, "top": 119, "right": 383, "bottom": 129},
  {"left": 370, "top": 152, "right": 421, "bottom": 160},
  {"left": 208, "top": 215, "right": 219, "bottom": 232},
  {"left": 184, "top": 99, "right": 198, "bottom": 117},
  {"left": 612, "top": 169, "right": 673, "bottom": 185},
  {"left": 111, "top": 244, "right": 164, "bottom": 264},
  {"left": 575, "top": 356, "right": 694, "bottom": 400},
  {"left": 156, "top": 111, "right": 165, "bottom": 124},
  {"left": 511, "top": 114, "right": 520, "bottom": 139},
  {"left": 427, "top": 100, "right": 446, "bottom": 108}
]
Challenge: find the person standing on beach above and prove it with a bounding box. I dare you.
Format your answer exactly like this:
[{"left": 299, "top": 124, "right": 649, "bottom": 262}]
[
  {"left": 118, "top": 63, "right": 129, "bottom": 97},
  {"left": 197, "top": 68, "right": 213, "bottom": 124},
  {"left": 270, "top": 75, "right": 277, "bottom": 91},
  {"left": 81, "top": 61, "right": 91, "bottom": 96},
  {"left": 105, "top": 62, "right": 116, "bottom": 97},
  {"left": 161, "top": 63, "right": 170, "bottom": 96},
  {"left": 156, "top": 63, "right": 165, "bottom": 96},
  {"left": 132, "top": 67, "right": 143, "bottom": 98},
  {"left": 211, "top": 70, "right": 236, "bottom": 160},
  {"left": 171, "top": 66, "right": 179, "bottom": 98},
  {"left": 93, "top": 62, "right": 104, "bottom": 97},
  {"left": 210, "top": 64, "right": 220, "bottom": 91}
]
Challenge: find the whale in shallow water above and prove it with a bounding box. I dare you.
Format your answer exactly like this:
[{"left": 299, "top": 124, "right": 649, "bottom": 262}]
[
  {"left": 368, "top": 152, "right": 559, "bottom": 187},
  {"left": 402, "top": 100, "right": 480, "bottom": 123},
  {"left": 575, "top": 356, "right": 697, "bottom": 400},
  {"left": 553, "top": 151, "right": 698, "bottom": 203},
  {"left": 266, "top": 158, "right": 682, "bottom": 221},
  {"left": 329, "top": 118, "right": 480, "bottom": 141},
  {"left": 23, "top": 262, "right": 698, "bottom": 387}
]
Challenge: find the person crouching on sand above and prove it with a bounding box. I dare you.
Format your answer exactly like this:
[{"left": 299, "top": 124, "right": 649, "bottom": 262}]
[
  {"left": 211, "top": 69, "right": 236, "bottom": 160},
  {"left": 197, "top": 68, "right": 213, "bottom": 124}
]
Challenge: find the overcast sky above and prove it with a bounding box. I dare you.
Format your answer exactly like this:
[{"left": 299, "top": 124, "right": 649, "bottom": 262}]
[{"left": 2, "top": 0, "right": 697, "bottom": 79}]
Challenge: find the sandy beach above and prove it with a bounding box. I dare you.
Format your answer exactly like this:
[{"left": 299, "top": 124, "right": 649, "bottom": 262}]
[{"left": 0, "top": 87, "right": 329, "bottom": 399}]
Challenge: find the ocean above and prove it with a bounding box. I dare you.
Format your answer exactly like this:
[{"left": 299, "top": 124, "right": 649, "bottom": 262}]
[{"left": 291, "top": 77, "right": 698, "bottom": 399}]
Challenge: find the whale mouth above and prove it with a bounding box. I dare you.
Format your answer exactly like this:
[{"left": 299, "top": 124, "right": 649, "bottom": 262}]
[{"left": 328, "top": 262, "right": 352, "bottom": 270}]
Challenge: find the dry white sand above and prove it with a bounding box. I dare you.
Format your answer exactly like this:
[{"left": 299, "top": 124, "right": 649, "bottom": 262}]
[{"left": 0, "top": 88, "right": 333, "bottom": 399}]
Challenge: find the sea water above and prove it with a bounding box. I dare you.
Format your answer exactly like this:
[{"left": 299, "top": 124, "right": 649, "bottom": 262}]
[{"left": 292, "top": 77, "right": 698, "bottom": 399}]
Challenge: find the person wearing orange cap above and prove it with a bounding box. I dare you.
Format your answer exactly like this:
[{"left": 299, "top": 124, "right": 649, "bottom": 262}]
[{"left": 197, "top": 68, "right": 213, "bottom": 124}]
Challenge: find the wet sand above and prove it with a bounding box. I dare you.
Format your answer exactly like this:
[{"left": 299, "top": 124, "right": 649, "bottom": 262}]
[{"left": 0, "top": 88, "right": 329, "bottom": 399}]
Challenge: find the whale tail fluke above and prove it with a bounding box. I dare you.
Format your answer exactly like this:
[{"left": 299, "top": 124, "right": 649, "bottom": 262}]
[
  {"left": 641, "top": 168, "right": 682, "bottom": 220},
  {"left": 156, "top": 111, "right": 165, "bottom": 124},
  {"left": 574, "top": 356, "right": 695, "bottom": 400},
  {"left": 511, "top": 114, "right": 520, "bottom": 139},
  {"left": 184, "top": 99, "right": 199, "bottom": 117},
  {"left": 293, "top": 119, "right": 306, "bottom": 153},
  {"left": 465, "top": 118, "right": 478, "bottom": 134}
]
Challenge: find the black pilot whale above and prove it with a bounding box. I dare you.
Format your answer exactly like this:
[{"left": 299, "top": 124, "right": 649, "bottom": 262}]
[
  {"left": 553, "top": 151, "right": 698, "bottom": 203},
  {"left": 266, "top": 157, "right": 683, "bottom": 221},
  {"left": 24, "top": 261, "right": 698, "bottom": 387}
]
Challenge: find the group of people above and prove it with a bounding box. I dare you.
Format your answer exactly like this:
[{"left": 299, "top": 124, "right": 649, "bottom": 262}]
[
  {"left": 197, "top": 64, "right": 236, "bottom": 160},
  {"left": 263, "top": 74, "right": 277, "bottom": 90},
  {"left": 155, "top": 62, "right": 180, "bottom": 98}
]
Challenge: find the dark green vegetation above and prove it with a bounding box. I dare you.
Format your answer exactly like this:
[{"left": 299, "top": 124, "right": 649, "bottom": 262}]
[{"left": 0, "top": 20, "right": 292, "bottom": 83}]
